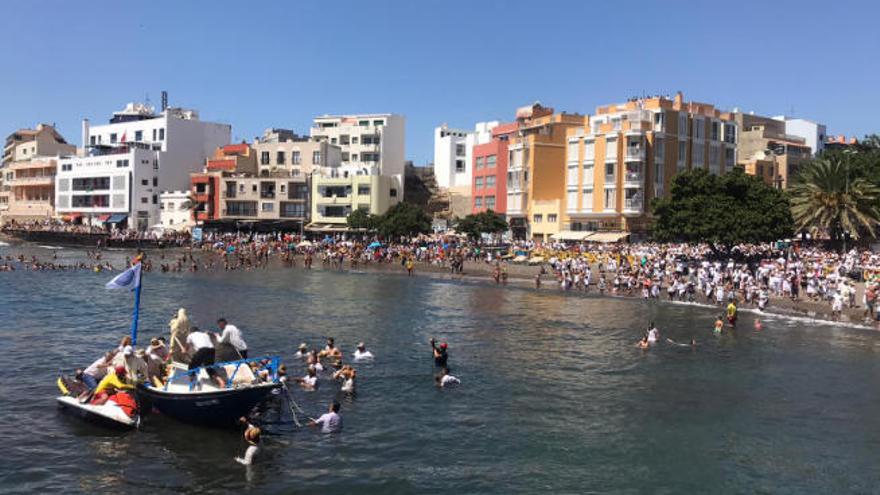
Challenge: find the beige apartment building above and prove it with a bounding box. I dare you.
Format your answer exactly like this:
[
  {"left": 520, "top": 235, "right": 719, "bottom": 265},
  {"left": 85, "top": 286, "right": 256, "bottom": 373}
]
[
  {"left": 734, "top": 113, "right": 812, "bottom": 188},
  {"left": 1, "top": 124, "right": 76, "bottom": 223},
  {"left": 562, "top": 92, "right": 737, "bottom": 238},
  {"left": 252, "top": 128, "right": 341, "bottom": 178},
  {"left": 309, "top": 166, "right": 400, "bottom": 232}
]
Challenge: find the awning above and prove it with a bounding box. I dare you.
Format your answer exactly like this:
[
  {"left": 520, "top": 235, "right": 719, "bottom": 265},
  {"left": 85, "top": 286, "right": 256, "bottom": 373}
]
[
  {"left": 97, "top": 214, "right": 111, "bottom": 222},
  {"left": 62, "top": 213, "right": 82, "bottom": 222},
  {"left": 550, "top": 230, "right": 595, "bottom": 241},
  {"left": 305, "top": 222, "right": 350, "bottom": 232},
  {"left": 105, "top": 214, "right": 128, "bottom": 224},
  {"left": 586, "top": 231, "right": 630, "bottom": 243}
]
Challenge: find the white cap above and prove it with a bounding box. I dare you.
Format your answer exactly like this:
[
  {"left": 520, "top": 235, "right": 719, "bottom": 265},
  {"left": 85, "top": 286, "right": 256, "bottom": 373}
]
[{"left": 123, "top": 345, "right": 134, "bottom": 356}]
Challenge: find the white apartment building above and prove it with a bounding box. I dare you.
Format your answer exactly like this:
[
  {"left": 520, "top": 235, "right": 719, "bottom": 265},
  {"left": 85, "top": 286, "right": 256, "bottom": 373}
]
[
  {"left": 772, "top": 116, "right": 826, "bottom": 156},
  {"left": 56, "top": 103, "right": 230, "bottom": 230},
  {"left": 433, "top": 121, "right": 499, "bottom": 191},
  {"left": 159, "top": 190, "right": 193, "bottom": 231},
  {"left": 310, "top": 113, "right": 405, "bottom": 195}
]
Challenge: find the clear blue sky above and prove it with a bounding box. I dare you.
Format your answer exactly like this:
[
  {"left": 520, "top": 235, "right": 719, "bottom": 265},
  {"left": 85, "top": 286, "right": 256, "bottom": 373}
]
[{"left": 1, "top": 0, "right": 877, "bottom": 165}]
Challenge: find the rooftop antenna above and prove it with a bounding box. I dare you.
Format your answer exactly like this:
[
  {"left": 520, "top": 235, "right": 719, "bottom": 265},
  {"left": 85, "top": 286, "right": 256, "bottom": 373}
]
[
  {"left": 789, "top": 104, "right": 795, "bottom": 118},
  {"left": 161, "top": 90, "right": 168, "bottom": 111}
]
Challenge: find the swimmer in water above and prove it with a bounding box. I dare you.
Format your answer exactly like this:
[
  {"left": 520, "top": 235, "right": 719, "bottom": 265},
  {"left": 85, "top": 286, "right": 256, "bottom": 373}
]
[
  {"left": 647, "top": 322, "right": 659, "bottom": 344},
  {"left": 352, "top": 342, "right": 373, "bottom": 361},
  {"left": 636, "top": 335, "right": 650, "bottom": 350},
  {"left": 754, "top": 319, "right": 763, "bottom": 331},
  {"left": 435, "top": 367, "right": 460, "bottom": 388},
  {"left": 714, "top": 315, "right": 724, "bottom": 334},
  {"left": 235, "top": 417, "right": 261, "bottom": 466}
]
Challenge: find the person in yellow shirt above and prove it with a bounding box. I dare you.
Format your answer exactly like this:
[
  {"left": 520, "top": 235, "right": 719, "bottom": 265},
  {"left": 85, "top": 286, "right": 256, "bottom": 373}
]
[
  {"left": 87, "top": 365, "right": 134, "bottom": 405},
  {"left": 726, "top": 300, "right": 738, "bottom": 326}
]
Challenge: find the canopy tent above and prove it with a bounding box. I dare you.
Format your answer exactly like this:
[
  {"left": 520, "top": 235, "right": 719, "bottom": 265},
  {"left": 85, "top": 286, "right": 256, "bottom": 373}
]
[
  {"left": 61, "top": 213, "right": 82, "bottom": 222},
  {"left": 296, "top": 240, "right": 313, "bottom": 248},
  {"left": 550, "top": 230, "right": 594, "bottom": 242},
  {"left": 97, "top": 214, "right": 111, "bottom": 222},
  {"left": 367, "top": 241, "right": 383, "bottom": 249},
  {"left": 585, "top": 231, "right": 630, "bottom": 243},
  {"left": 105, "top": 214, "right": 128, "bottom": 224}
]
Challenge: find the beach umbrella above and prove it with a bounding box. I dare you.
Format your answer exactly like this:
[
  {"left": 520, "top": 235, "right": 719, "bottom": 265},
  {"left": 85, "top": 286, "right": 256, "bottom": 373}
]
[
  {"left": 297, "top": 240, "right": 313, "bottom": 248},
  {"left": 367, "top": 241, "right": 383, "bottom": 249}
]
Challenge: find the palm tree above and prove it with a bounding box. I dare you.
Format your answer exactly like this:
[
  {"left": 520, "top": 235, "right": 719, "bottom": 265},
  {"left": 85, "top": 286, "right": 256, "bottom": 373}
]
[{"left": 790, "top": 157, "right": 880, "bottom": 243}]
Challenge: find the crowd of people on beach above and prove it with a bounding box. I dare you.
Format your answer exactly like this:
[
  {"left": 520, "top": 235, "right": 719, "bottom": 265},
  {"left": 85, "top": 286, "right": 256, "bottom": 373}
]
[
  {"left": 5, "top": 228, "right": 880, "bottom": 322},
  {"left": 2, "top": 219, "right": 192, "bottom": 244}
]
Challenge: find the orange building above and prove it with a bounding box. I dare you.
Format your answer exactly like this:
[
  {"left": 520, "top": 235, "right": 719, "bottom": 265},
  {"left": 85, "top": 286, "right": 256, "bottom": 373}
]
[
  {"left": 561, "top": 92, "right": 737, "bottom": 239},
  {"left": 506, "top": 103, "right": 584, "bottom": 241}
]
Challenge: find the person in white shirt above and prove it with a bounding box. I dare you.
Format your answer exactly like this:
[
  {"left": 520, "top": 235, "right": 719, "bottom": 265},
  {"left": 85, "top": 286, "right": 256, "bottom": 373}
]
[
  {"left": 310, "top": 402, "right": 342, "bottom": 433},
  {"left": 436, "top": 368, "right": 460, "bottom": 388},
  {"left": 647, "top": 323, "right": 659, "bottom": 344},
  {"left": 295, "top": 366, "right": 318, "bottom": 390},
  {"left": 235, "top": 417, "right": 261, "bottom": 465},
  {"left": 294, "top": 343, "right": 309, "bottom": 359},
  {"left": 217, "top": 318, "right": 248, "bottom": 359},
  {"left": 186, "top": 327, "right": 224, "bottom": 388},
  {"left": 83, "top": 350, "right": 117, "bottom": 390},
  {"left": 352, "top": 342, "right": 374, "bottom": 361}
]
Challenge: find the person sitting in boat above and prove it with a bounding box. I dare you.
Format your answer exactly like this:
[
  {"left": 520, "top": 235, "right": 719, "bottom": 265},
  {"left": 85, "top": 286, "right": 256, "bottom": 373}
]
[
  {"left": 126, "top": 349, "right": 149, "bottom": 383},
  {"left": 169, "top": 308, "right": 192, "bottom": 363},
  {"left": 186, "top": 326, "right": 225, "bottom": 389},
  {"left": 294, "top": 366, "right": 318, "bottom": 391},
  {"left": 82, "top": 350, "right": 117, "bottom": 390},
  {"left": 235, "top": 417, "right": 261, "bottom": 466},
  {"left": 146, "top": 339, "right": 168, "bottom": 386},
  {"left": 294, "top": 343, "right": 309, "bottom": 359},
  {"left": 352, "top": 342, "right": 374, "bottom": 361},
  {"left": 88, "top": 365, "right": 134, "bottom": 405}
]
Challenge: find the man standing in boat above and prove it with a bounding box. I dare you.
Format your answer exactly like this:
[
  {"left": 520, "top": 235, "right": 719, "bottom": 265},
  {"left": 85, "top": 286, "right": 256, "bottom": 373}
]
[
  {"left": 186, "top": 326, "right": 225, "bottom": 388},
  {"left": 216, "top": 318, "right": 248, "bottom": 360}
]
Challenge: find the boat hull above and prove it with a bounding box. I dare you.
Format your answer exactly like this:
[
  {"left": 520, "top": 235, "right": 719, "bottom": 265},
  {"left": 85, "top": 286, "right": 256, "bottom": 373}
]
[
  {"left": 56, "top": 396, "right": 138, "bottom": 430},
  {"left": 137, "top": 383, "right": 280, "bottom": 427}
]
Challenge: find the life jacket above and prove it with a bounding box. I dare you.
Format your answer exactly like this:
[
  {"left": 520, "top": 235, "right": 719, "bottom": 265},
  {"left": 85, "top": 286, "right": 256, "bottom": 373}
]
[{"left": 109, "top": 391, "right": 138, "bottom": 418}]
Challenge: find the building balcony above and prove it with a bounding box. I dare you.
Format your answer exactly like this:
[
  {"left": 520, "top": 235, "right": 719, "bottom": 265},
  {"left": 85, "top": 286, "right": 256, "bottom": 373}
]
[
  {"left": 624, "top": 172, "right": 643, "bottom": 185},
  {"left": 10, "top": 176, "right": 54, "bottom": 186},
  {"left": 625, "top": 147, "right": 645, "bottom": 161},
  {"left": 624, "top": 198, "right": 643, "bottom": 212},
  {"left": 260, "top": 192, "right": 276, "bottom": 199},
  {"left": 316, "top": 195, "right": 350, "bottom": 205}
]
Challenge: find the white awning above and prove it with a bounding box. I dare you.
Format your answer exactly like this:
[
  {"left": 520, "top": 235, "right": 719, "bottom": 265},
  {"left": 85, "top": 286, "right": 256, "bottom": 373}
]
[
  {"left": 550, "top": 230, "right": 594, "bottom": 241},
  {"left": 585, "top": 231, "right": 630, "bottom": 243}
]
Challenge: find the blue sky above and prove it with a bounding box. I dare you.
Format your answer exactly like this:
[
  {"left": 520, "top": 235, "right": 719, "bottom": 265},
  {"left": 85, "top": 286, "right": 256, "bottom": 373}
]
[{"left": 1, "top": 0, "right": 877, "bottom": 165}]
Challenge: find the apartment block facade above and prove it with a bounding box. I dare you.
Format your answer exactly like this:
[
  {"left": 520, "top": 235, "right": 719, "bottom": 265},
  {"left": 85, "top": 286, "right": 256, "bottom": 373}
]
[
  {"left": 309, "top": 166, "right": 400, "bottom": 231},
  {"left": 506, "top": 103, "right": 584, "bottom": 241},
  {"left": 471, "top": 122, "right": 517, "bottom": 215},
  {"left": 563, "top": 92, "right": 737, "bottom": 237},
  {"left": 253, "top": 128, "right": 341, "bottom": 178},
  {"left": 735, "top": 112, "right": 812, "bottom": 188},
  {"left": 1, "top": 124, "right": 74, "bottom": 221}
]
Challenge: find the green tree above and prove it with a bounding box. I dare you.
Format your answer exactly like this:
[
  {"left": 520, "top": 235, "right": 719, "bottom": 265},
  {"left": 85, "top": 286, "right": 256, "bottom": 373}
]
[
  {"left": 652, "top": 168, "right": 793, "bottom": 251},
  {"left": 789, "top": 156, "right": 880, "bottom": 242},
  {"left": 346, "top": 208, "right": 378, "bottom": 231},
  {"left": 455, "top": 209, "right": 508, "bottom": 240},
  {"left": 375, "top": 202, "right": 432, "bottom": 238}
]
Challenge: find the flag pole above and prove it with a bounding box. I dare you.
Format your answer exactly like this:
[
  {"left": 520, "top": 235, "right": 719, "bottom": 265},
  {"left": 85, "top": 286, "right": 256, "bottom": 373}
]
[{"left": 130, "top": 262, "right": 142, "bottom": 345}]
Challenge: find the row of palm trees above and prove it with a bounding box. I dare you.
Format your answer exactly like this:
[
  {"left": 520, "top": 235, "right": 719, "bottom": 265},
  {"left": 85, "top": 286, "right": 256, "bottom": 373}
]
[{"left": 789, "top": 138, "right": 880, "bottom": 246}]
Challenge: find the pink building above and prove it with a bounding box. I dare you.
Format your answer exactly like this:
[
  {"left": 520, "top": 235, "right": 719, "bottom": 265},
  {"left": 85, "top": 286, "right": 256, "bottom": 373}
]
[{"left": 471, "top": 122, "right": 517, "bottom": 214}]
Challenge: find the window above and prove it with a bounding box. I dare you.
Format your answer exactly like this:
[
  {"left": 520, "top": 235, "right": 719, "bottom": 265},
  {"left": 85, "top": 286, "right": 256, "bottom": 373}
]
[
  {"left": 567, "top": 164, "right": 579, "bottom": 186},
  {"left": 604, "top": 188, "right": 616, "bottom": 210},
  {"left": 654, "top": 161, "right": 664, "bottom": 197},
  {"left": 711, "top": 121, "right": 720, "bottom": 141},
  {"left": 280, "top": 202, "right": 306, "bottom": 217},
  {"left": 352, "top": 137, "right": 359, "bottom": 144},
  {"left": 605, "top": 162, "right": 615, "bottom": 182},
  {"left": 358, "top": 185, "right": 371, "bottom": 195},
  {"left": 476, "top": 157, "right": 485, "bottom": 169},
  {"left": 90, "top": 136, "right": 96, "bottom": 146},
  {"left": 693, "top": 118, "right": 704, "bottom": 140},
  {"left": 252, "top": 184, "right": 258, "bottom": 193},
  {"left": 359, "top": 120, "right": 369, "bottom": 126},
  {"left": 373, "top": 119, "right": 384, "bottom": 126},
  {"left": 239, "top": 184, "right": 245, "bottom": 193},
  {"left": 312, "top": 151, "right": 321, "bottom": 165},
  {"left": 547, "top": 214, "right": 557, "bottom": 223},
  {"left": 486, "top": 176, "right": 496, "bottom": 187},
  {"left": 351, "top": 154, "right": 358, "bottom": 162},
  {"left": 567, "top": 190, "right": 578, "bottom": 211},
  {"left": 226, "top": 201, "right": 258, "bottom": 217},
  {"left": 262, "top": 202, "right": 274, "bottom": 212},
  {"left": 654, "top": 137, "right": 665, "bottom": 161},
  {"left": 725, "top": 147, "right": 735, "bottom": 167},
  {"left": 567, "top": 141, "right": 579, "bottom": 162},
  {"left": 582, "top": 188, "right": 593, "bottom": 210},
  {"left": 390, "top": 188, "right": 397, "bottom": 197},
  {"left": 723, "top": 123, "right": 736, "bottom": 144},
  {"left": 709, "top": 146, "right": 720, "bottom": 167},
  {"left": 455, "top": 160, "right": 465, "bottom": 173},
  {"left": 533, "top": 214, "right": 542, "bottom": 223},
  {"left": 135, "top": 130, "right": 143, "bottom": 142},
  {"left": 292, "top": 151, "right": 301, "bottom": 164},
  {"left": 261, "top": 152, "right": 270, "bottom": 165},
  {"left": 152, "top": 194, "right": 157, "bottom": 204},
  {"left": 584, "top": 140, "right": 595, "bottom": 161},
  {"left": 605, "top": 138, "right": 618, "bottom": 159},
  {"left": 475, "top": 197, "right": 483, "bottom": 209},
  {"left": 487, "top": 155, "right": 496, "bottom": 168},
  {"left": 583, "top": 162, "right": 594, "bottom": 185},
  {"left": 678, "top": 114, "right": 688, "bottom": 136},
  {"left": 116, "top": 160, "right": 125, "bottom": 168},
  {"left": 693, "top": 142, "right": 704, "bottom": 167},
  {"left": 475, "top": 177, "right": 484, "bottom": 189},
  {"left": 159, "top": 128, "right": 165, "bottom": 140},
  {"left": 141, "top": 197, "right": 148, "bottom": 204},
  {"left": 152, "top": 129, "right": 157, "bottom": 141},
  {"left": 141, "top": 179, "right": 149, "bottom": 186},
  {"left": 486, "top": 196, "right": 495, "bottom": 209},
  {"left": 277, "top": 151, "right": 286, "bottom": 165},
  {"left": 110, "top": 133, "right": 117, "bottom": 144},
  {"left": 455, "top": 144, "right": 466, "bottom": 156},
  {"left": 678, "top": 141, "right": 687, "bottom": 168}
]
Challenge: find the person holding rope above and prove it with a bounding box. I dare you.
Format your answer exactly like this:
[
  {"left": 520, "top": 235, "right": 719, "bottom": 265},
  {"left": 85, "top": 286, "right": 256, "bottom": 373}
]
[
  {"left": 217, "top": 318, "right": 248, "bottom": 359},
  {"left": 235, "top": 417, "right": 262, "bottom": 465},
  {"left": 309, "top": 402, "right": 343, "bottom": 433}
]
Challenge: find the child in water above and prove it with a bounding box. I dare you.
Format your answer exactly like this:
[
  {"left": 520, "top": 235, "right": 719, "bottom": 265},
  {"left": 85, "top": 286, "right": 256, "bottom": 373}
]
[{"left": 713, "top": 315, "right": 724, "bottom": 334}]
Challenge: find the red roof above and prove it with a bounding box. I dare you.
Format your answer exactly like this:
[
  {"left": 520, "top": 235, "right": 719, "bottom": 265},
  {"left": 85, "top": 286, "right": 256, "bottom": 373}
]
[{"left": 222, "top": 143, "right": 250, "bottom": 155}]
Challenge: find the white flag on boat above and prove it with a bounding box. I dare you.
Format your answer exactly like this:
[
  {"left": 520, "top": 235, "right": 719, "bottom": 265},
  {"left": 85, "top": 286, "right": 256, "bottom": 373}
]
[{"left": 106, "top": 263, "right": 142, "bottom": 291}]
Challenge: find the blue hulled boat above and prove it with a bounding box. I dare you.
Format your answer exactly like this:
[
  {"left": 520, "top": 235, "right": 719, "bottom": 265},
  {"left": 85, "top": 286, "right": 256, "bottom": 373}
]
[{"left": 138, "top": 356, "right": 283, "bottom": 426}]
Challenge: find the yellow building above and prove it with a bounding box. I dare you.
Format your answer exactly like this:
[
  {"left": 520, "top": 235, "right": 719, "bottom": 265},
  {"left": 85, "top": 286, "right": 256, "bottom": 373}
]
[
  {"left": 308, "top": 167, "right": 400, "bottom": 232},
  {"left": 506, "top": 103, "right": 584, "bottom": 241},
  {"left": 562, "top": 92, "right": 737, "bottom": 238}
]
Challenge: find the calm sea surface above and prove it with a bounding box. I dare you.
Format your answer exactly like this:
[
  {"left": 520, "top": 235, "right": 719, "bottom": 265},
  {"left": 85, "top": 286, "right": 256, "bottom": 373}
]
[{"left": 1, "top": 242, "right": 879, "bottom": 494}]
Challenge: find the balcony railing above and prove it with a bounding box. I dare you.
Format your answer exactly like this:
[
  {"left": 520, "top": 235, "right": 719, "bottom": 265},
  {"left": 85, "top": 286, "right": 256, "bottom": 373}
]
[
  {"left": 260, "top": 192, "right": 276, "bottom": 199},
  {"left": 624, "top": 198, "right": 643, "bottom": 211},
  {"left": 625, "top": 146, "right": 645, "bottom": 160},
  {"left": 624, "top": 171, "right": 643, "bottom": 183}
]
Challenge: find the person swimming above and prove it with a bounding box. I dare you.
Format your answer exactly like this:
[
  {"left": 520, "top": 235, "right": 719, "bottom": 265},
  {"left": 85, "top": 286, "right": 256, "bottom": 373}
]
[
  {"left": 636, "top": 335, "right": 650, "bottom": 350},
  {"left": 352, "top": 342, "right": 374, "bottom": 361},
  {"left": 714, "top": 315, "right": 724, "bottom": 334},
  {"left": 235, "top": 417, "right": 261, "bottom": 466}
]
